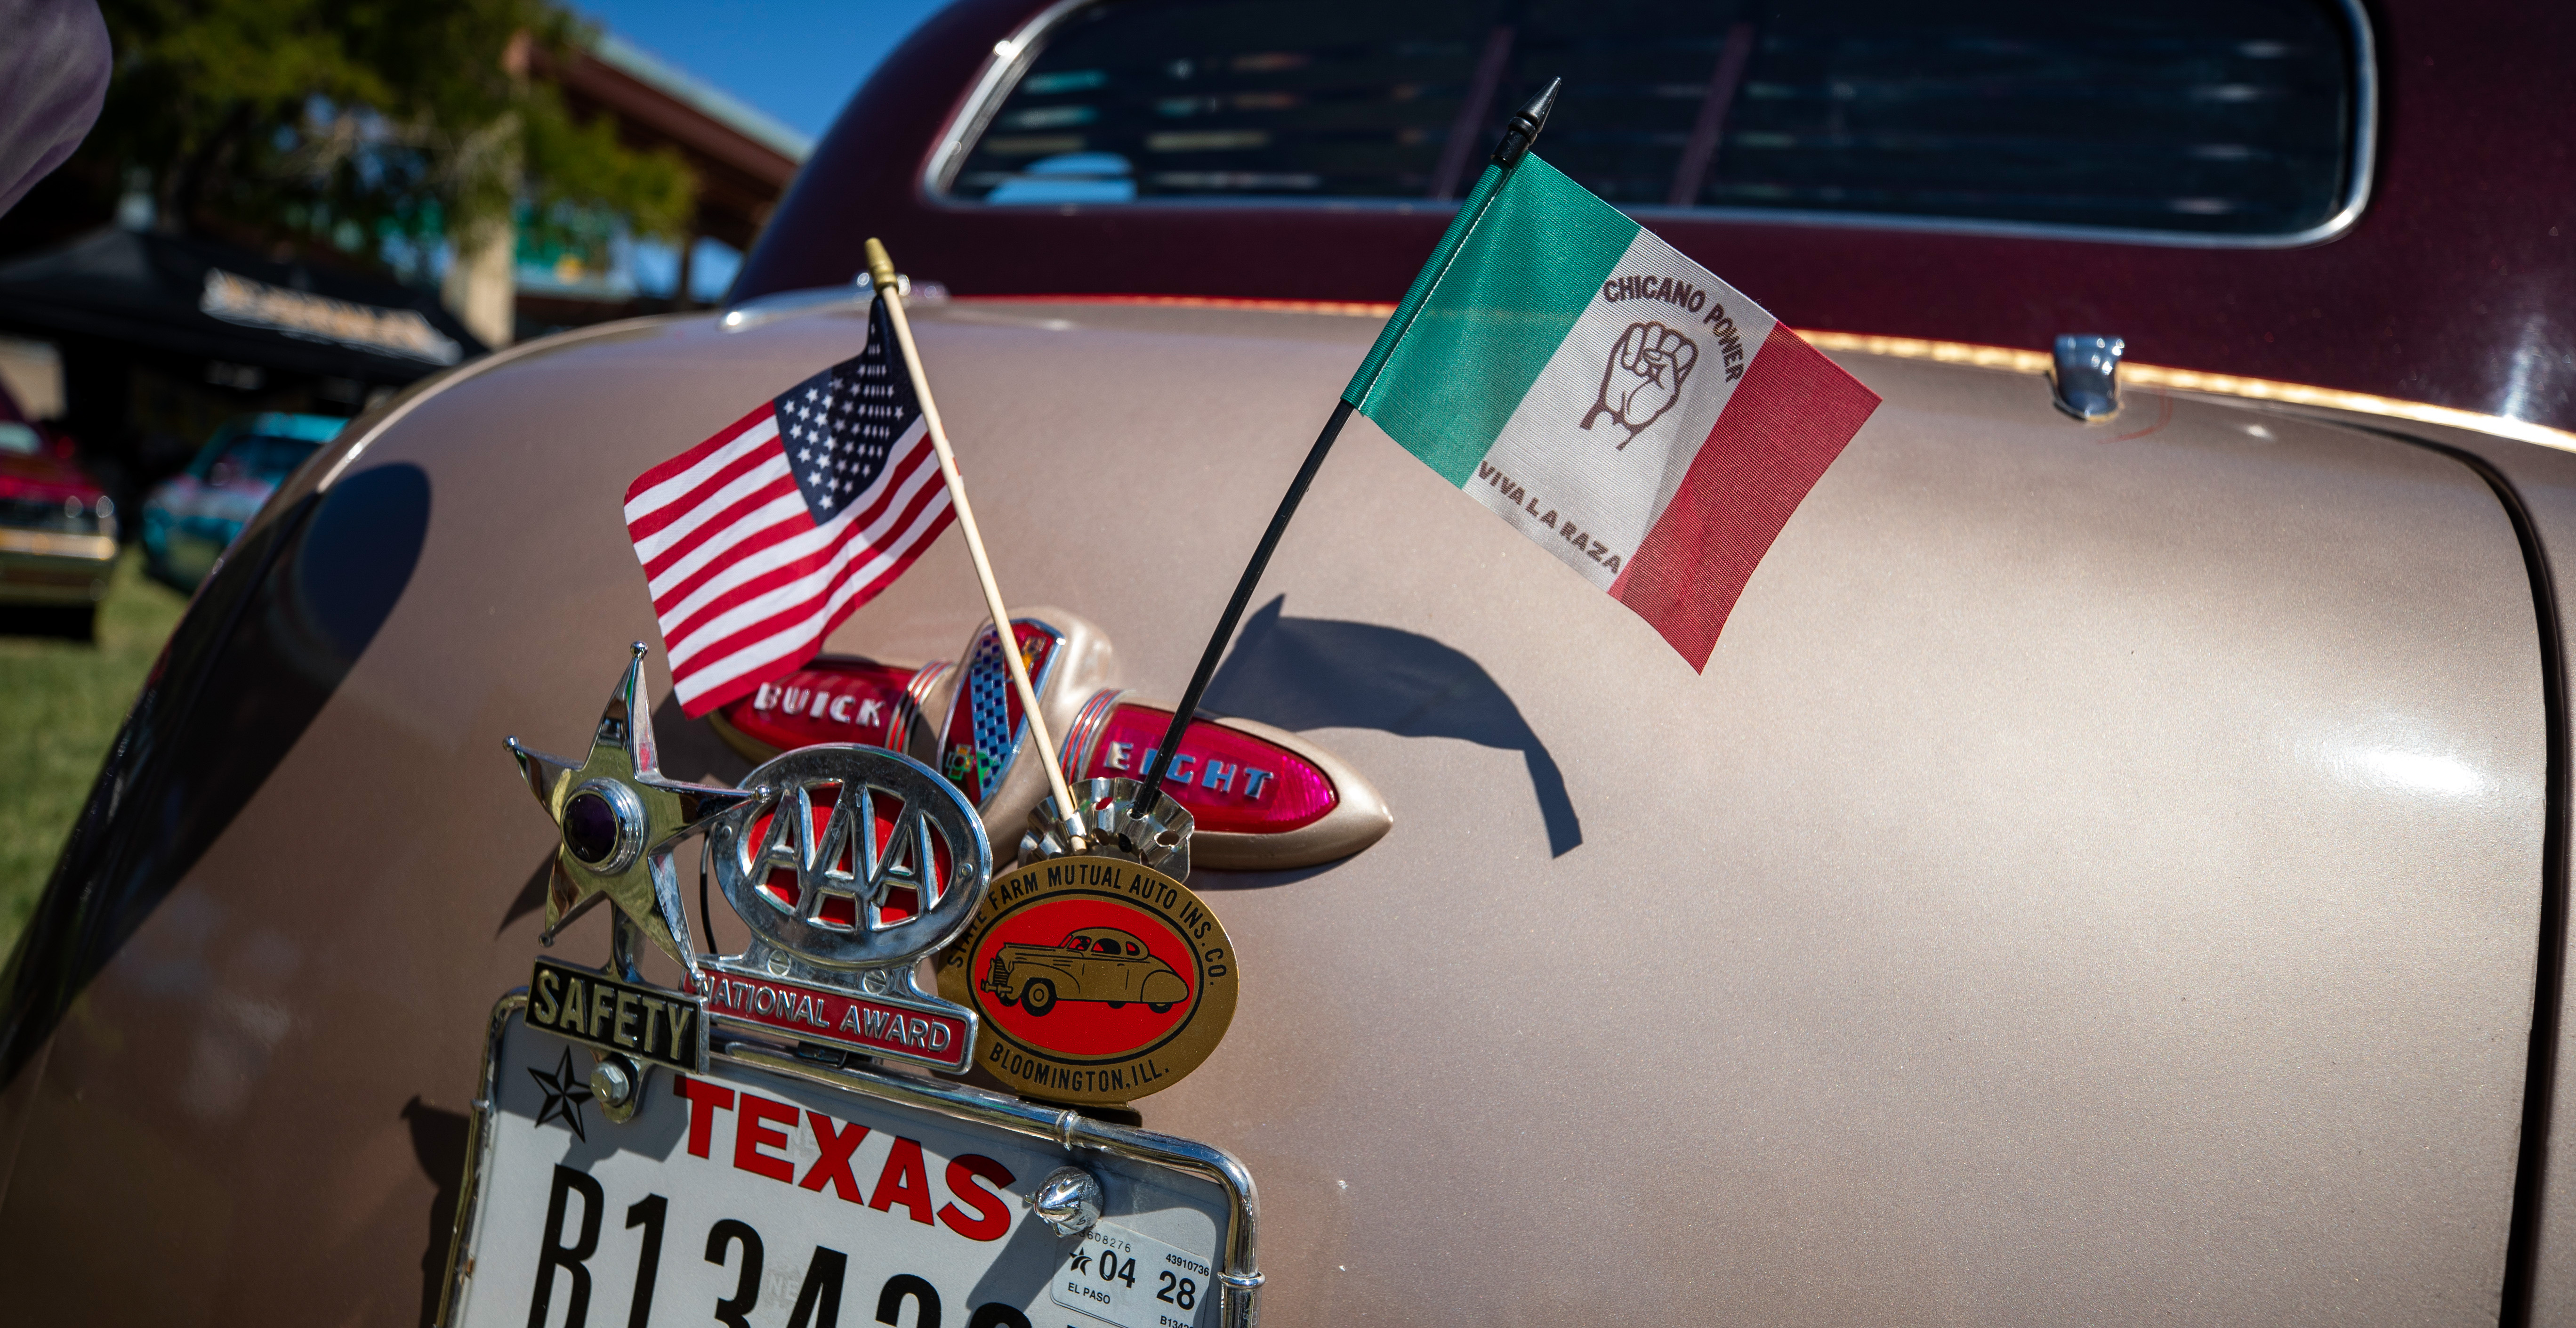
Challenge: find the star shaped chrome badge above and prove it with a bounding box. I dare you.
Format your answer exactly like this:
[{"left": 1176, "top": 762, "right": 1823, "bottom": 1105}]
[
  {"left": 506, "top": 644, "right": 755, "bottom": 986},
  {"left": 529, "top": 1047, "right": 594, "bottom": 1141}
]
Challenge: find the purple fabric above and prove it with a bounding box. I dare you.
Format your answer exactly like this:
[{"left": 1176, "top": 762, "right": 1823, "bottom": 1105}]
[{"left": 0, "top": 0, "right": 111, "bottom": 218}]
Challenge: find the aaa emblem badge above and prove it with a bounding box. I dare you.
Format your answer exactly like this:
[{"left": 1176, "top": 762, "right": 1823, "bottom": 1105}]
[{"left": 939, "top": 855, "right": 1237, "bottom": 1107}]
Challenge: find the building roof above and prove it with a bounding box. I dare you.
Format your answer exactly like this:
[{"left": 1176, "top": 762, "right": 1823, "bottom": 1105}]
[
  {"left": 543, "top": 33, "right": 813, "bottom": 251},
  {"left": 588, "top": 34, "right": 813, "bottom": 165}
]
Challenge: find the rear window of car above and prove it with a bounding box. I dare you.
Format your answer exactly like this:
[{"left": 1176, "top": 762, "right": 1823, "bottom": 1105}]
[{"left": 936, "top": 0, "right": 2368, "bottom": 241}]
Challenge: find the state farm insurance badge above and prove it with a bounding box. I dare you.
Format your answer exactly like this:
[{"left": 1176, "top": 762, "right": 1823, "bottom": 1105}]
[{"left": 940, "top": 780, "right": 1238, "bottom": 1106}]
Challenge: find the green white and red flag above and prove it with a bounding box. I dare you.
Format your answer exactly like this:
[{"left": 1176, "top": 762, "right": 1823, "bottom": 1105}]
[{"left": 1347, "top": 155, "right": 1880, "bottom": 671}]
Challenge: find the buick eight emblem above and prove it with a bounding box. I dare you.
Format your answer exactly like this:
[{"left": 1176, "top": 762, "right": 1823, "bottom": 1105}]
[
  {"left": 710, "top": 609, "right": 1393, "bottom": 872},
  {"left": 701, "top": 744, "right": 993, "bottom": 1072}
]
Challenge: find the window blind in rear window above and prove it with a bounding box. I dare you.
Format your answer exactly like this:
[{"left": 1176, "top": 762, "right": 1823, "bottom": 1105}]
[{"left": 937, "top": 0, "right": 2367, "bottom": 241}]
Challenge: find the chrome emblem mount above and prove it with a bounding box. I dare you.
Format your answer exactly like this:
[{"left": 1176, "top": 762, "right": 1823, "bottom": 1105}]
[
  {"left": 1022, "top": 777, "right": 1193, "bottom": 879},
  {"left": 701, "top": 744, "right": 993, "bottom": 1072}
]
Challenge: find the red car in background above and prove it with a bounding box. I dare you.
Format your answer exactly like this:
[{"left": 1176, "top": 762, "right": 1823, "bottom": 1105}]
[{"left": 0, "top": 380, "right": 114, "bottom": 637}]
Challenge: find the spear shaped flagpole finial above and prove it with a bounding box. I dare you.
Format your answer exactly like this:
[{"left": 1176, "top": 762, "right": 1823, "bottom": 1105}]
[{"left": 1491, "top": 77, "right": 1562, "bottom": 168}]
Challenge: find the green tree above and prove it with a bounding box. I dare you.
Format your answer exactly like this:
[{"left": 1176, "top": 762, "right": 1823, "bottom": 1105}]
[{"left": 87, "top": 0, "right": 694, "bottom": 341}]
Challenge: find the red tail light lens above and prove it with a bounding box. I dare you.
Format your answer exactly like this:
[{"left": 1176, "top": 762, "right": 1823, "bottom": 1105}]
[{"left": 1060, "top": 692, "right": 1336, "bottom": 834}]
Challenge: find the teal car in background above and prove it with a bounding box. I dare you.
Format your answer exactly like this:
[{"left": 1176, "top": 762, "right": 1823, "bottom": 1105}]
[{"left": 138, "top": 413, "right": 344, "bottom": 591}]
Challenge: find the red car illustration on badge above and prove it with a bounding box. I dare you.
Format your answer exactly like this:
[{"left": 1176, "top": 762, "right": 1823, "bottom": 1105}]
[
  {"left": 941, "top": 855, "right": 1238, "bottom": 1105},
  {"left": 985, "top": 925, "right": 1190, "bottom": 1016}
]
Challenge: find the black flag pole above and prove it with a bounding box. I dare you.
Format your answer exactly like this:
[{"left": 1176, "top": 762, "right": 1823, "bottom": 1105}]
[{"left": 1131, "top": 79, "right": 1561, "bottom": 818}]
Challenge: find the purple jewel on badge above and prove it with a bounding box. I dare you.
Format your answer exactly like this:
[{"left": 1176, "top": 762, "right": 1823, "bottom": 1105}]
[{"left": 562, "top": 789, "right": 619, "bottom": 864}]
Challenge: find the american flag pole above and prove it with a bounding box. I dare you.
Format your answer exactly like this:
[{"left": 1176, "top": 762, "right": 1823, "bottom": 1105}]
[{"left": 862, "top": 238, "right": 1088, "bottom": 852}]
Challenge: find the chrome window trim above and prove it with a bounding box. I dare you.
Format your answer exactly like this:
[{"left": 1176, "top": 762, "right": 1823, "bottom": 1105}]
[
  {"left": 920, "top": 0, "right": 1104, "bottom": 205},
  {"left": 918, "top": 0, "right": 2378, "bottom": 250}
]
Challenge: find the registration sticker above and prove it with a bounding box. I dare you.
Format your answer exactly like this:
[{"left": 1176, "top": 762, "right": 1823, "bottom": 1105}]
[{"left": 1049, "top": 1222, "right": 1216, "bottom": 1328}]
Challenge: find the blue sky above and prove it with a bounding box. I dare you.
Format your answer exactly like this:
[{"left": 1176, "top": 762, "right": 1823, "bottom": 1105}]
[{"left": 575, "top": 0, "right": 952, "bottom": 141}]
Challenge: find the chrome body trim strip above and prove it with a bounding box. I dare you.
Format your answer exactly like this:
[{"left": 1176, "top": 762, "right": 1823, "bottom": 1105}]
[
  {"left": 901, "top": 658, "right": 954, "bottom": 761},
  {"left": 1058, "top": 686, "right": 1125, "bottom": 781},
  {"left": 921, "top": 0, "right": 1104, "bottom": 204},
  {"left": 1801, "top": 332, "right": 2576, "bottom": 454},
  {"left": 684, "top": 291, "right": 2576, "bottom": 454},
  {"left": 918, "top": 0, "right": 2377, "bottom": 251},
  {"left": 719, "top": 283, "right": 869, "bottom": 331}
]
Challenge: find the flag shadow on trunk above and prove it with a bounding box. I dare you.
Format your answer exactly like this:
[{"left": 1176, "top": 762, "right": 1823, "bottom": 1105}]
[{"left": 1203, "top": 596, "right": 1581, "bottom": 859}]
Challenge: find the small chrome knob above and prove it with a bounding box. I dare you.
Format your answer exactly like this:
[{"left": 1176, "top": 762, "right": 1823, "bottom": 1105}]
[
  {"left": 2052, "top": 334, "right": 2125, "bottom": 421},
  {"left": 1032, "top": 1166, "right": 1103, "bottom": 1237}
]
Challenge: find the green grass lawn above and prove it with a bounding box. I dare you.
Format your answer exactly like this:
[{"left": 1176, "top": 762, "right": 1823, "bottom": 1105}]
[{"left": 0, "top": 552, "right": 189, "bottom": 956}]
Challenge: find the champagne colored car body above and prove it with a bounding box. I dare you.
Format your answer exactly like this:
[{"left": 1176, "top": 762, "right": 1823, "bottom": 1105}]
[{"left": 6, "top": 1, "right": 2576, "bottom": 1325}]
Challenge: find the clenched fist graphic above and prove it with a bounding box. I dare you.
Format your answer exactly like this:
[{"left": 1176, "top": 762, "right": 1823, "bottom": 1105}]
[{"left": 1583, "top": 321, "right": 1698, "bottom": 447}]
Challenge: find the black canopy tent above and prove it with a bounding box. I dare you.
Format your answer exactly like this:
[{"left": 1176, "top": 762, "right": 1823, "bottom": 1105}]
[{"left": 0, "top": 228, "right": 485, "bottom": 497}]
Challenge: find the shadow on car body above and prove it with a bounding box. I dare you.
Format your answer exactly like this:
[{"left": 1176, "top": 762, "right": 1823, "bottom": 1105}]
[
  {"left": 1203, "top": 595, "right": 1582, "bottom": 859},
  {"left": 0, "top": 461, "right": 431, "bottom": 1085}
]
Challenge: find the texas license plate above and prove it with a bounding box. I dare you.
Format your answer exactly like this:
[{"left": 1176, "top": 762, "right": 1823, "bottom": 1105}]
[{"left": 443, "top": 1004, "right": 1237, "bottom": 1328}]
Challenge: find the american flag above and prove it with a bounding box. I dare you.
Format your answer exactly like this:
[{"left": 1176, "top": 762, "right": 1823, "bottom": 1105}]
[{"left": 625, "top": 296, "right": 953, "bottom": 715}]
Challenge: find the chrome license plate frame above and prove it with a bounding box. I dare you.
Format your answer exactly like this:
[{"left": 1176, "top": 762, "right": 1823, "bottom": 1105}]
[{"left": 436, "top": 992, "right": 1259, "bottom": 1328}]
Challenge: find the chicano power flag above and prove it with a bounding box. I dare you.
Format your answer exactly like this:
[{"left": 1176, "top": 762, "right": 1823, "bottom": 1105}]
[
  {"left": 1347, "top": 155, "right": 1879, "bottom": 671},
  {"left": 625, "top": 295, "right": 954, "bottom": 715}
]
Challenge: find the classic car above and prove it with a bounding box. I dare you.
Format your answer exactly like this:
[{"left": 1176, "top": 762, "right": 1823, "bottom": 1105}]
[
  {"left": 138, "top": 412, "right": 346, "bottom": 592},
  {"left": 985, "top": 927, "right": 1191, "bottom": 1015},
  {"left": 6, "top": 0, "right": 2576, "bottom": 1325},
  {"left": 0, "top": 377, "right": 115, "bottom": 636}
]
